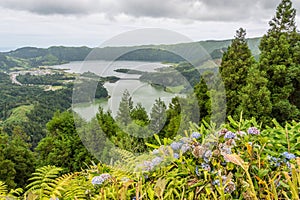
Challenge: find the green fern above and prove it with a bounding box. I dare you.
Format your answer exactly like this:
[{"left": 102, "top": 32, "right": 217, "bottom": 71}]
[
  {"left": 25, "top": 165, "right": 63, "bottom": 199},
  {"left": 0, "top": 181, "right": 8, "bottom": 199}
]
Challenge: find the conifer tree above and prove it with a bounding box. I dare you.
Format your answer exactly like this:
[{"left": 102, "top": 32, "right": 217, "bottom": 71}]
[
  {"left": 220, "top": 28, "right": 256, "bottom": 118},
  {"left": 116, "top": 90, "right": 133, "bottom": 126},
  {"left": 238, "top": 65, "right": 272, "bottom": 123},
  {"left": 259, "top": 0, "right": 300, "bottom": 122},
  {"left": 149, "top": 98, "right": 167, "bottom": 133}
]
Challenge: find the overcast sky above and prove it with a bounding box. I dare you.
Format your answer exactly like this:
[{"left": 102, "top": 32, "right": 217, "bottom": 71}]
[{"left": 0, "top": 0, "right": 299, "bottom": 51}]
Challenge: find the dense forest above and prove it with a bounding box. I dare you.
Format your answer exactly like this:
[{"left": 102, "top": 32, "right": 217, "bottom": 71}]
[{"left": 1, "top": 0, "right": 300, "bottom": 199}]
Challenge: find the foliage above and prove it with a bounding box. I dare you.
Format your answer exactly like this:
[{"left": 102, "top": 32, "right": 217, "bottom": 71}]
[
  {"left": 0, "top": 127, "right": 36, "bottom": 189},
  {"left": 220, "top": 28, "right": 259, "bottom": 119},
  {"left": 259, "top": 0, "right": 300, "bottom": 123},
  {"left": 35, "top": 111, "right": 95, "bottom": 173},
  {"left": 3, "top": 116, "right": 300, "bottom": 199}
]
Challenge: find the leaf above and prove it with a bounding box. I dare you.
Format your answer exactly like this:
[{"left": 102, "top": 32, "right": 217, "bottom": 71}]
[{"left": 222, "top": 153, "right": 248, "bottom": 170}]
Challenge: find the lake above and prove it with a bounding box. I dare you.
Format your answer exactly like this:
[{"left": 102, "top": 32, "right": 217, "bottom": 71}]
[{"left": 52, "top": 60, "right": 180, "bottom": 120}]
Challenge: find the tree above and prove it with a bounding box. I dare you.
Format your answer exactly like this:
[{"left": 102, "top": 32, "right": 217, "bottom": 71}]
[
  {"left": 116, "top": 90, "right": 133, "bottom": 126},
  {"left": 36, "top": 111, "right": 95, "bottom": 173},
  {"left": 259, "top": 0, "right": 300, "bottom": 122},
  {"left": 194, "top": 72, "right": 212, "bottom": 123},
  {"left": 0, "top": 127, "right": 36, "bottom": 189},
  {"left": 220, "top": 28, "right": 256, "bottom": 119},
  {"left": 238, "top": 65, "right": 272, "bottom": 123},
  {"left": 149, "top": 98, "right": 167, "bottom": 133},
  {"left": 130, "top": 103, "right": 149, "bottom": 124}
]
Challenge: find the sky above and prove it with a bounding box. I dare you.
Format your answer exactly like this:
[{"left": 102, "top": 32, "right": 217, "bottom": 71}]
[{"left": 0, "top": 0, "right": 300, "bottom": 51}]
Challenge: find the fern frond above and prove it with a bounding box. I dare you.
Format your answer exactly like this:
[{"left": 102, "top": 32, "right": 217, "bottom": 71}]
[
  {"left": 48, "top": 173, "right": 75, "bottom": 199},
  {"left": 0, "top": 181, "right": 8, "bottom": 196},
  {"left": 25, "top": 165, "right": 63, "bottom": 198}
]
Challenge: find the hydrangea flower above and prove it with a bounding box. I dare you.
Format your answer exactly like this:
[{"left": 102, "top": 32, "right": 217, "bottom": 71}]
[
  {"left": 201, "top": 163, "right": 211, "bottom": 172},
  {"left": 191, "top": 132, "right": 201, "bottom": 139},
  {"left": 91, "top": 173, "right": 111, "bottom": 185},
  {"left": 142, "top": 161, "right": 154, "bottom": 171},
  {"left": 91, "top": 176, "right": 104, "bottom": 185},
  {"left": 282, "top": 152, "right": 296, "bottom": 160},
  {"left": 247, "top": 127, "right": 260, "bottom": 135},
  {"left": 152, "top": 156, "right": 163, "bottom": 166},
  {"left": 203, "top": 150, "right": 212, "bottom": 163},
  {"left": 180, "top": 143, "right": 191, "bottom": 154},
  {"left": 173, "top": 153, "right": 180, "bottom": 159},
  {"left": 170, "top": 142, "right": 182, "bottom": 150},
  {"left": 224, "top": 131, "right": 236, "bottom": 139}
]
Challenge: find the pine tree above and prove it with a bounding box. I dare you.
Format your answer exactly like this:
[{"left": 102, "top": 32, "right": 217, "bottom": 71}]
[
  {"left": 238, "top": 65, "right": 272, "bottom": 123},
  {"left": 149, "top": 98, "right": 167, "bottom": 133},
  {"left": 116, "top": 89, "right": 133, "bottom": 126},
  {"left": 220, "top": 28, "right": 256, "bottom": 118},
  {"left": 259, "top": 0, "right": 300, "bottom": 122}
]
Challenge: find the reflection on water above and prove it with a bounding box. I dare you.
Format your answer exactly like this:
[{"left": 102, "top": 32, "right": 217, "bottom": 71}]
[{"left": 53, "top": 60, "right": 180, "bottom": 121}]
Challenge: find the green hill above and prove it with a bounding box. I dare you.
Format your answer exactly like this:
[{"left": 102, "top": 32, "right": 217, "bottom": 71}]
[{"left": 0, "top": 37, "right": 261, "bottom": 71}]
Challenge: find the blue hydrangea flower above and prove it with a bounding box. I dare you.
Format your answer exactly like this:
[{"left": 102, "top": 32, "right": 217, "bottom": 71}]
[
  {"left": 170, "top": 142, "right": 182, "bottom": 150},
  {"left": 142, "top": 161, "right": 154, "bottom": 171},
  {"left": 195, "top": 165, "right": 200, "bottom": 176},
  {"left": 247, "top": 127, "right": 260, "bottom": 135},
  {"left": 173, "top": 153, "right": 180, "bottom": 159},
  {"left": 224, "top": 131, "right": 236, "bottom": 139},
  {"left": 180, "top": 143, "right": 191, "bottom": 154},
  {"left": 91, "top": 176, "right": 104, "bottom": 185},
  {"left": 201, "top": 163, "right": 211, "bottom": 172},
  {"left": 152, "top": 156, "right": 163, "bottom": 166},
  {"left": 191, "top": 132, "right": 201, "bottom": 139},
  {"left": 203, "top": 150, "right": 212, "bottom": 163},
  {"left": 282, "top": 152, "right": 296, "bottom": 160}
]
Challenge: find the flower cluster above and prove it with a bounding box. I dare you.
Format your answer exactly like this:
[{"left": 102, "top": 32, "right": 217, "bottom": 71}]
[
  {"left": 224, "top": 131, "right": 236, "bottom": 139},
  {"left": 247, "top": 127, "right": 260, "bottom": 135},
  {"left": 191, "top": 132, "right": 201, "bottom": 139},
  {"left": 282, "top": 152, "right": 296, "bottom": 160},
  {"left": 91, "top": 173, "right": 111, "bottom": 185}
]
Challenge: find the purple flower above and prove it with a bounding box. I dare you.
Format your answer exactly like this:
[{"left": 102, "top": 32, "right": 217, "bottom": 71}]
[
  {"left": 92, "top": 173, "right": 111, "bottom": 185},
  {"left": 247, "top": 127, "right": 260, "bottom": 135},
  {"left": 170, "top": 142, "right": 182, "bottom": 150},
  {"left": 142, "top": 161, "right": 154, "bottom": 171},
  {"left": 152, "top": 157, "right": 163, "bottom": 166},
  {"left": 282, "top": 152, "right": 296, "bottom": 160},
  {"left": 191, "top": 132, "right": 201, "bottom": 139},
  {"left": 203, "top": 150, "right": 212, "bottom": 163},
  {"left": 173, "top": 153, "right": 180, "bottom": 159},
  {"left": 224, "top": 131, "right": 236, "bottom": 139},
  {"left": 180, "top": 143, "right": 191, "bottom": 153}
]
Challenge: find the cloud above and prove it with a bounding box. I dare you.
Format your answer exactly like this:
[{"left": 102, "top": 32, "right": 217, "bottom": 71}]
[{"left": 1, "top": 0, "right": 299, "bottom": 22}]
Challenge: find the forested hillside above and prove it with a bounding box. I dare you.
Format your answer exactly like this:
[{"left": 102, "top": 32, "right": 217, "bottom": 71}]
[
  {"left": 0, "top": 38, "right": 260, "bottom": 71},
  {"left": 0, "top": 0, "right": 300, "bottom": 199}
]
